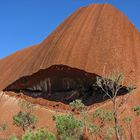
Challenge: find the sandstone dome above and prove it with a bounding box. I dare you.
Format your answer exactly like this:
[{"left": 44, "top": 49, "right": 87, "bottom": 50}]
[{"left": 0, "top": 4, "right": 139, "bottom": 93}]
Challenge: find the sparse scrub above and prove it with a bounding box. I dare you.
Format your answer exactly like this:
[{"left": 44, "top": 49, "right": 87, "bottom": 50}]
[
  {"left": 93, "top": 109, "right": 113, "bottom": 127},
  {"left": 18, "top": 99, "right": 34, "bottom": 113},
  {"left": 0, "top": 123, "right": 7, "bottom": 131},
  {"left": 22, "top": 128, "right": 56, "bottom": 140},
  {"left": 69, "top": 99, "right": 85, "bottom": 112},
  {"left": 8, "top": 135, "right": 19, "bottom": 140},
  {"left": 127, "top": 85, "right": 136, "bottom": 93},
  {"left": 13, "top": 99, "right": 37, "bottom": 131},
  {"left": 133, "top": 105, "right": 140, "bottom": 116},
  {"left": 13, "top": 111, "right": 37, "bottom": 131},
  {"left": 89, "top": 124, "right": 100, "bottom": 139},
  {"left": 123, "top": 116, "right": 132, "bottom": 124},
  {"left": 89, "top": 124, "right": 100, "bottom": 135},
  {"left": 104, "top": 127, "right": 115, "bottom": 140},
  {"left": 123, "top": 116, "right": 135, "bottom": 140}
]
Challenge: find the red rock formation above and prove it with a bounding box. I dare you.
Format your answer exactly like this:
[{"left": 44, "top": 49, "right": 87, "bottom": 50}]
[
  {"left": 0, "top": 4, "right": 140, "bottom": 139},
  {"left": 0, "top": 4, "right": 139, "bottom": 91}
]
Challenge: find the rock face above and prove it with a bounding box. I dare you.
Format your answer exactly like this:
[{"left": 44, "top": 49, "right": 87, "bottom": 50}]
[
  {"left": 5, "top": 65, "right": 98, "bottom": 93},
  {"left": 0, "top": 4, "right": 139, "bottom": 91}
]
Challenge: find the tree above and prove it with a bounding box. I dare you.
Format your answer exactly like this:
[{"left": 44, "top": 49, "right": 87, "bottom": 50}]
[{"left": 95, "top": 73, "right": 135, "bottom": 140}]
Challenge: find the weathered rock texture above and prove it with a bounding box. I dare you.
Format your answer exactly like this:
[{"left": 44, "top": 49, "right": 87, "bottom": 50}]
[
  {"left": 0, "top": 4, "right": 139, "bottom": 91},
  {"left": 4, "top": 65, "right": 97, "bottom": 92}
]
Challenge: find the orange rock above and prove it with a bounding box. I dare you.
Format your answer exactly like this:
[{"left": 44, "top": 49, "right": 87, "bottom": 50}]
[{"left": 0, "top": 4, "right": 139, "bottom": 91}]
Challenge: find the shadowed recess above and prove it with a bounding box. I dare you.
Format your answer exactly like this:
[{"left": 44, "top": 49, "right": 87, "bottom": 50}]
[{"left": 4, "top": 65, "right": 128, "bottom": 106}]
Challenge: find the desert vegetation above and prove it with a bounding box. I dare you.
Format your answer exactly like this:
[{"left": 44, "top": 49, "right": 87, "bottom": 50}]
[
  {"left": 133, "top": 105, "right": 140, "bottom": 116},
  {"left": 13, "top": 111, "right": 38, "bottom": 132},
  {"left": 54, "top": 114, "right": 83, "bottom": 140},
  {"left": 13, "top": 99, "right": 38, "bottom": 132},
  {"left": 0, "top": 73, "right": 138, "bottom": 140},
  {"left": 94, "top": 73, "right": 135, "bottom": 140},
  {"left": 69, "top": 99, "right": 85, "bottom": 112},
  {"left": 0, "top": 123, "right": 7, "bottom": 132}
]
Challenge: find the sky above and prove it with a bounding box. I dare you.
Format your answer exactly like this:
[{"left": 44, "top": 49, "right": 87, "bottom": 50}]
[{"left": 0, "top": 0, "right": 140, "bottom": 59}]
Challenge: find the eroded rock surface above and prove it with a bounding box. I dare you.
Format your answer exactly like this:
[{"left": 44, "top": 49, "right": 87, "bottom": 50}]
[{"left": 0, "top": 4, "right": 139, "bottom": 92}]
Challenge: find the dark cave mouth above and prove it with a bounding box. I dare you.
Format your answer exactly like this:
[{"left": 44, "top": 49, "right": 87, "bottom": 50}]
[{"left": 4, "top": 65, "right": 129, "bottom": 106}]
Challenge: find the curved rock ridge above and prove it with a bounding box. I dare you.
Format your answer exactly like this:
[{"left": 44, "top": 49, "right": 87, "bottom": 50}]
[
  {"left": 0, "top": 4, "right": 139, "bottom": 91},
  {"left": 4, "top": 65, "right": 98, "bottom": 92}
]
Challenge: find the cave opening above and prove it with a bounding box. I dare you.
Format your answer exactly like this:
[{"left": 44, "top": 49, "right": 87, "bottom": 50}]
[{"left": 4, "top": 65, "right": 129, "bottom": 106}]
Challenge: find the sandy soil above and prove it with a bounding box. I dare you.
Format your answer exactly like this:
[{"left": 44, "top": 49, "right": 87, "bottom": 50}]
[{"left": 0, "top": 90, "right": 139, "bottom": 139}]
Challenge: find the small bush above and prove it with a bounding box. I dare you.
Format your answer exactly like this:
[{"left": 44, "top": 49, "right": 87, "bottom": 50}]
[
  {"left": 13, "top": 111, "right": 37, "bottom": 131},
  {"left": 127, "top": 85, "right": 136, "bottom": 93},
  {"left": 123, "top": 116, "right": 132, "bottom": 124},
  {"left": 89, "top": 124, "right": 100, "bottom": 135},
  {"left": 22, "top": 131, "right": 33, "bottom": 140},
  {"left": 22, "top": 128, "right": 56, "bottom": 140},
  {"left": 104, "top": 127, "right": 115, "bottom": 140},
  {"left": 0, "top": 123, "right": 7, "bottom": 131},
  {"left": 8, "top": 135, "right": 19, "bottom": 140},
  {"left": 18, "top": 99, "right": 34, "bottom": 113},
  {"left": 55, "top": 114, "right": 83, "bottom": 140},
  {"left": 93, "top": 109, "right": 114, "bottom": 123},
  {"left": 133, "top": 105, "right": 140, "bottom": 116},
  {"left": 69, "top": 99, "right": 85, "bottom": 112}
]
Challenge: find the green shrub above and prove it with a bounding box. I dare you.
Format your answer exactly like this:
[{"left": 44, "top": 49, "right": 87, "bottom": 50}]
[
  {"left": 133, "top": 105, "right": 140, "bottom": 116},
  {"left": 69, "top": 99, "right": 85, "bottom": 112},
  {"left": 22, "top": 128, "right": 56, "bottom": 140},
  {"left": 89, "top": 124, "right": 100, "bottom": 135},
  {"left": 13, "top": 111, "right": 37, "bottom": 131},
  {"left": 123, "top": 116, "right": 132, "bottom": 124},
  {"left": 22, "top": 131, "right": 33, "bottom": 140},
  {"left": 8, "top": 135, "right": 19, "bottom": 140},
  {"left": 93, "top": 109, "right": 113, "bottom": 123},
  {"left": 55, "top": 114, "right": 83, "bottom": 140},
  {"left": 104, "top": 127, "right": 115, "bottom": 140}
]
